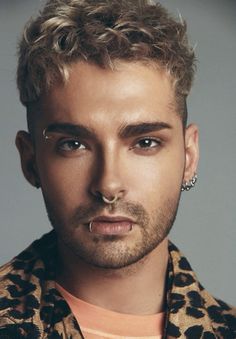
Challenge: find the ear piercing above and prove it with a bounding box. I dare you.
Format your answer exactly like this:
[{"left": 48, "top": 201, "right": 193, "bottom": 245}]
[{"left": 181, "top": 174, "right": 197, "bottom": 191}]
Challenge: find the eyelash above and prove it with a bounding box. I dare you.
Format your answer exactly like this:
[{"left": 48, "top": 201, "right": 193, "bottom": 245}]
[
  {"left": 56, "top": 138, "right": 87, "bottom": 152},
  {"left": 55, "top": 137, "right": 163, "bottom": 155},
  {"left": 136, "top": 137, "right": 161, "bottom": 146},
  {"left": 132, "top": 137, "right": 162, "bottom": 149}
]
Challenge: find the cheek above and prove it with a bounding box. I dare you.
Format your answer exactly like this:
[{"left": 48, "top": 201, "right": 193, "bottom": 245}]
[
  {"left": 127, "top": 147, "right": 185, "bottom": 200},
  {"left": 37, "top": 157, "right": 92, "bottom": 207}
]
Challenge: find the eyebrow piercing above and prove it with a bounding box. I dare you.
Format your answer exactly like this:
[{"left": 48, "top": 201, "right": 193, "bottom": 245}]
[{"left": 43, "top": 128, "right": 50, "bottom": 140}]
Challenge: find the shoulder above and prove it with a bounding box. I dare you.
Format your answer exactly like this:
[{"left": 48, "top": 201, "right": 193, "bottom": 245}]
[
  {"left": 168, "top": 241, "right": 236, "bottom": 337},
  {"left": 208, "top": 296, "right": 236, "bottom": 337},
  {"left": 0, "top": 231, "right": 57, "bottom": 325}
]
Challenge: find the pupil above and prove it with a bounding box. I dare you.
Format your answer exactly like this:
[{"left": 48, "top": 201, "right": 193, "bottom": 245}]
[
  {"left": 141, "top": 139, "right": 151, "bottom": 147},
  {"left": 69, "top": 140, "right": 79, "bottom": 148}
]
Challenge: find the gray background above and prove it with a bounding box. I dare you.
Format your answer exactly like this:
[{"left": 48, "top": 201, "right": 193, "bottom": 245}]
[{"left": 0, "top": 0, "right": 235, "bottom": 305}]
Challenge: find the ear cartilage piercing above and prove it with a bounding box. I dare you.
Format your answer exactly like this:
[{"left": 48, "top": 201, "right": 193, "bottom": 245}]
[{"left": 181, "top": 174, "right": 197, "bottom": 191}]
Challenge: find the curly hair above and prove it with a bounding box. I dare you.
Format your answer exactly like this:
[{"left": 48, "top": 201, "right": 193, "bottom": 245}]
[{"left": 17, "top": 0, "right": 196, "bottom": 126}]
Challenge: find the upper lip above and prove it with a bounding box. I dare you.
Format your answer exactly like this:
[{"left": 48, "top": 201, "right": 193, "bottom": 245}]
[{"left": 91, "top": 215, "right": 134, "bottom": 223}]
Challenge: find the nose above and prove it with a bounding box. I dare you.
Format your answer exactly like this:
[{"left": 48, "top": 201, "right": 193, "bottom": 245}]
[{"left": 89, "top": 147, "right": 127, "bottom": 202}]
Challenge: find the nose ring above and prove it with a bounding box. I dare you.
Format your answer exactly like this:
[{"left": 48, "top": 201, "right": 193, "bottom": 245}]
[
  {"left": 89, "top": 195, "right": 119, "bottom": 232},
  {"left": 102, "top": 195, "right": 118, "bottom": 204}
]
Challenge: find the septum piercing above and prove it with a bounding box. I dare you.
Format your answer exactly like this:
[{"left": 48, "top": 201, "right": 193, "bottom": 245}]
[
  {"left": 102, "top": 195, "right": 118, "bottom": 204},
  {"left": 102, "top": 195, "right": 118, "bottom": 212},
  {"left": 89, "top": 195, "right": 118, "bottom": 232}
]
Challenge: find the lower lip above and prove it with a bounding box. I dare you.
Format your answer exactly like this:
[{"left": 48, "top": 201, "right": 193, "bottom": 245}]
[{"left": 89, "top": 221, "right": 133, "bottom": 235}]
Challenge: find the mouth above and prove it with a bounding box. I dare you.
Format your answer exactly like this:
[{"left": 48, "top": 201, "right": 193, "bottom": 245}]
[{"left": 88, "top": 216, "right": 134, "bottom": 235}]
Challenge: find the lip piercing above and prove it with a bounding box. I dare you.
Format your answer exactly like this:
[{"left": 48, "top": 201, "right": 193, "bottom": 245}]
[{"left": 89, "top": 195, "right": 119, "bottom": 231}]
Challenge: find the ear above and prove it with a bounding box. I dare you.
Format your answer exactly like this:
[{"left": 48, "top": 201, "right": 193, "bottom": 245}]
[
  {"left": 183, "top": 124, "right": 199, "bottom": 182},
  {"left": 15, "top": 131, "right": 40, "bottom": 188}
]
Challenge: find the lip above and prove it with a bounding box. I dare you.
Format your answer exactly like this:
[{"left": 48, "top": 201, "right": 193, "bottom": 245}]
[
  {"left": 88, "top": 215, "right": 134, "bottom": 235},
  {"left": 91, "top": 215, "right": 134, "bottom": 223}
]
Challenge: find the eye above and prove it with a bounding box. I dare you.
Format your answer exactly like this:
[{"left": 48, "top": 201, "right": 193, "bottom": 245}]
[
  {"left": 57, "top": 139, "right": 86, "bottom": 152},
  {"left": 134, "top": 138, "right": 162, "bottom": 149}
]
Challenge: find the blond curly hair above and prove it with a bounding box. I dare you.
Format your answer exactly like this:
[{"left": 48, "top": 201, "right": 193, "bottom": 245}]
[{"left": 17, "top": 0, "right": 196, "bottom": 126}]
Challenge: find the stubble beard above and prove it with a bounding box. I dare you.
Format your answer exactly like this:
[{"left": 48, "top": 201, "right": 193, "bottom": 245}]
[{"left": 43, "top": 193, "right": 181, "bottom": 270}]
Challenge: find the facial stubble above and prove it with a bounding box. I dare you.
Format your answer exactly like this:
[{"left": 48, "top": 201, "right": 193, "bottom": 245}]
[{"left": 43, "top": 189, "right": 181, "bottom": 270}]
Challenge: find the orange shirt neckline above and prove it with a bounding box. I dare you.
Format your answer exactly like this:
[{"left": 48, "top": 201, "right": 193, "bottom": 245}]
[{"left": 56, "top": 283, "right": 165, "bottom": 337}]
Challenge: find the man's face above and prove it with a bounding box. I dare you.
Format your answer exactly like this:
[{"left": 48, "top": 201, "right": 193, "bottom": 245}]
[{"left": 17, "top": 61, "right": 198, "bottom": 269}]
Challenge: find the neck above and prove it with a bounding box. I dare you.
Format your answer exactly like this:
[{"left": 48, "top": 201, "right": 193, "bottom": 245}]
[{"left": 56, "top": 238, "right": 169, "bottom": 315}]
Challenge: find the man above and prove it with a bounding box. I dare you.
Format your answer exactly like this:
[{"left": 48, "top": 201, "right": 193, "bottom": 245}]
[{"left": 0, "top": 0, "right": 235, "bottom": 338}]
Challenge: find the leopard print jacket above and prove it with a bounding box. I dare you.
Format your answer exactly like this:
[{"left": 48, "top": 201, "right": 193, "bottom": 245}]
[{"left": 0, "top": 231, "right": 235, "bottom": 338}]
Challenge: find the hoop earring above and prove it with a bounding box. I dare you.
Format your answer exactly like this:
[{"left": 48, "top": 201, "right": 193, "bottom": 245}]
[{"left": 181, "top": 174, "right": 197, "bottom": 191}]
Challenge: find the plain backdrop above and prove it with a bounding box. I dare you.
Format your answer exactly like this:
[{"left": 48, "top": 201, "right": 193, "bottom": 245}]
[{"left": 0, "top": 0, "right": 235, "bottom": 305}]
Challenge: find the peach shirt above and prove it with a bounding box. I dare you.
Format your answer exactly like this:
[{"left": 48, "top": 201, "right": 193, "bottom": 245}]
[{"left": 56, "top": 283, "right": 164, "bottom": 339}]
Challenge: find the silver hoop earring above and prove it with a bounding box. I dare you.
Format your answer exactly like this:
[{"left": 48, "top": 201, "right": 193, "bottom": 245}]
[{"left": 181, "top": 174, "right": 197, "bottom": 191}]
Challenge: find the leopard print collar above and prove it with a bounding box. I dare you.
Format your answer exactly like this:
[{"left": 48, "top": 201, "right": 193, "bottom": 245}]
[{"left": 0, "top": 231, "right": 235, "bottom": 338}]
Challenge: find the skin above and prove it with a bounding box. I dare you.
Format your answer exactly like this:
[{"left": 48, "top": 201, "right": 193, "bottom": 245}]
[{"left": 16, "top": 61, "right": 199, "bottom": 315}]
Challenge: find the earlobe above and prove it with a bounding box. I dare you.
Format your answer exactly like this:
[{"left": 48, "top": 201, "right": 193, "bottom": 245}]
[
  {"left": 15, "top": 131, "right": 40, "bottom": 188},
  {"left": 183, "top": 124, "right": 199, "bottom": 183}
]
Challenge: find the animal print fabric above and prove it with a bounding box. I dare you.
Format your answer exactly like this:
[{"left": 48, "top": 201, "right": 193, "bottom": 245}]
[{"left": 0, "top": 231, "right": 235, "bottom": 338}]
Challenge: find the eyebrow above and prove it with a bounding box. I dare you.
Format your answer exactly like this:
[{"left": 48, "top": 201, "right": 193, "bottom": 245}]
[
  {"left": 44, "top": 123, "right": 95, "bottom": 139},
  {"left": 118, "top": 121, "right": 172, "bottom": 138},
  {"left": 44, "top": 120, "right": 172, "bottom": 140}
]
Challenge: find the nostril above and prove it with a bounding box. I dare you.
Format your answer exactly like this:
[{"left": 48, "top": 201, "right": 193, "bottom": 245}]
[{"left": 93, "top": 191, "right": 103, "bottom": 201}]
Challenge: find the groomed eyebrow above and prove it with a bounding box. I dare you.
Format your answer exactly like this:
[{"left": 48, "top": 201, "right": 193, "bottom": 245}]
[
  {"left": 44, "top": 120, "right": 172, "bottom": 140},
  {"left": 118, "top": 121, "right": 172, "bottom": 138},
  {"left": 44, "top": 123, "right": 95, "bottom": 139}
]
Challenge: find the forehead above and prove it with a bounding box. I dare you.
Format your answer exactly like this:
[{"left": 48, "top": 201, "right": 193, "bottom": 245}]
[{"left": 37, "top": 60, "right": 180, "bottom": 131}]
